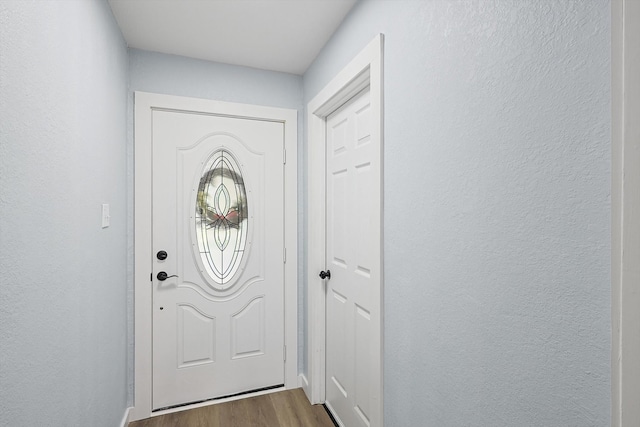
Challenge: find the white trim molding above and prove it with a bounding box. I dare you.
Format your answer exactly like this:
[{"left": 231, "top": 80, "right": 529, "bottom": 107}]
[
  {"left": 132, "top": 92, "right": 298, "bottom": 421},
  {"left": 119, "top": 407, "right": 132, "bottom": 427},
  {"left": 298, "top": 373, "right": 310, "bottom": 400},
  {"left": 612, "top": 0, "right": 640, "bottom": 426},
  {"left": 306, "top": 34, "right": 384, "bottom": 426}
]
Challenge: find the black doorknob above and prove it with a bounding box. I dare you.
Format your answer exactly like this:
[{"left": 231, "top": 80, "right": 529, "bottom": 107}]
[
  {"left": 157, "top": 271, "right": 178, "bottom": 281},
  {"left": 319, "top": 270, "right": 331, "bottom": 280},
  {"left": 157, "top": 250, "right": 168, "bottom": 260}
]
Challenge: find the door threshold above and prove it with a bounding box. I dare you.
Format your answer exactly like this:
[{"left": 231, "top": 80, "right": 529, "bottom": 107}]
[
  {"left": 323, "top": 404, "right": 340, "bottom": 427},
  {"left": 151, "top": 384, "right": 285, "bottom": 416}
]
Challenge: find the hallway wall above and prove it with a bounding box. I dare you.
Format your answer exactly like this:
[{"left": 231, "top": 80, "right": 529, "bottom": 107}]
[
  {"left": 0, "top": 1, "right": 129, "bottom": 426},
  {"left": 303, "top": 1, "right": 611, "bottom": 425},
  {"left": 0, "top": 1, "right": 611, "bottom": 424}
]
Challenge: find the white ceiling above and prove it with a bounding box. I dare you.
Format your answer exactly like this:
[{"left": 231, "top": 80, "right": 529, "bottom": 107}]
[{"left": 108, "top": 0, "right": 358, "bottom": 75}]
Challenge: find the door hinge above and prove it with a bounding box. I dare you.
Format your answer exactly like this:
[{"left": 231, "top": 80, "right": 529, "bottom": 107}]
[
  {"left": 150, "top": 272, "right": 152, "bottom": 282},
  {"left": 283, "top": 148, "right": 287, "bottom": 164},
  {"left": 283, "top": 247, "right": 287, "bottom": 263},
  {"left": 283, "top": 345, "right": 287, "bottom": 362}
]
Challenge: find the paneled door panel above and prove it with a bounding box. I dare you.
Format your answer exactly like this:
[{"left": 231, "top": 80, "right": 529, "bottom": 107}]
[
  {"left": 325, "top": 88, "right": 375, "bottom": 427},
  {"left": 152, "top": 110, "right": 284, "bottom": 410}
]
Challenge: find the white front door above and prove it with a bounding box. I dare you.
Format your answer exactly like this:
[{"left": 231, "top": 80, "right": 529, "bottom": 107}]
[
  {"left": 324, "top": 88, "right": 377, "bottom": 427},
  {"left": 151, "top": 109, "right": 285, "bottom": 410}
]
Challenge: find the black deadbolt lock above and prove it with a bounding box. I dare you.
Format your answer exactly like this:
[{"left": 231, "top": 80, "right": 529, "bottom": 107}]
[{"left": 157, "top": 250, "right": 168, "bottom": 261}]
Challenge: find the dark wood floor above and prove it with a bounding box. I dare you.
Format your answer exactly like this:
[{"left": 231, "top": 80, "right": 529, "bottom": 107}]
[{"left": 129, "top": 388, "right": 336, "bottom": 427}]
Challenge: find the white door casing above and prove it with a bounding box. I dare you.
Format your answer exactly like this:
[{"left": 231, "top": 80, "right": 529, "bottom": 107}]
[
  {"left": 612, "top": 0, "right": 640, "bottom": 425},
  {"left": 306, "top": 34, "right": 384, "bottom": 427},
  {"left": 152, "top": 111, "right": 284, "bottom": 409},
  {"left": 133, "top": 92, "right": 297, "bottom": 421},
  {"left": 325, "top": 88, "right": 375, "bottom": 427}
]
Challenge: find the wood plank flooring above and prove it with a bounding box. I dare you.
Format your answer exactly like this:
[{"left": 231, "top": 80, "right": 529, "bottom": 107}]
[{"left": 129, "top": 389, "right": 336, "bottom": 427}]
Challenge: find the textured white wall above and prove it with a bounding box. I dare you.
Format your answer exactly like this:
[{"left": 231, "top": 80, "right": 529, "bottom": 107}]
[
  {"left": 126, "top": 50, "right": 305, "bottom": 398},
  {"left": 304, "top": 1, "right": 611, "bottom": 425},
  {"left": 0, "top": 1, "right": 610, "bottom": 423},
  {"left": 0, "top": 1, "right": 129, "bottom": 426}
]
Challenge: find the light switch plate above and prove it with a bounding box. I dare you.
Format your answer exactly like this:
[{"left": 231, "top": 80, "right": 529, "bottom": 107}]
[{"left": 102, "top": 203, "right": 110, "bottom": 228}]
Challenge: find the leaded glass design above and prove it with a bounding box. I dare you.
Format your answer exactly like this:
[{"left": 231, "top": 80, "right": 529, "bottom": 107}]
[{"left": 195, "top": 149, "right": 248, "bottom": 286}]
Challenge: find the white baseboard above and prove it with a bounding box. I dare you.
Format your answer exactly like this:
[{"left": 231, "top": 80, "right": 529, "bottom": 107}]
[
  {"left": 298, "top": 373, "right": 311, "bottom": 402},
  {"left": 119, "top": 407, "right": 132, "bottom": 427}
]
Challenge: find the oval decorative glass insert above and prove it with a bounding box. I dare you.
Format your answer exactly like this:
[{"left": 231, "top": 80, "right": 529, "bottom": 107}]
[{"left": 195, "top": 149, "right": 248, "bottom": 287}]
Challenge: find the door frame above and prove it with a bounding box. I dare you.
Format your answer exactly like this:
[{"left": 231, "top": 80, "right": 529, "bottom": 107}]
[
  {"left": 305, "top": 34, "right": 384, "bottom": 425},
  {"left": 612, "top": 0, "right": 640, "bottom": 425},
  {"left": 131, "top": 92, "right": 298, "bottom": 421}
]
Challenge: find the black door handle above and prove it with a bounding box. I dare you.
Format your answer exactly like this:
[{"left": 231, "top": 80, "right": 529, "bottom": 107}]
[
  {"left": 319, "top": 270, "right": 331, "bottom": 280},
  {"left": 157, "top": 271, "right": 178, "bottom": 281}
]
